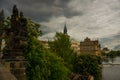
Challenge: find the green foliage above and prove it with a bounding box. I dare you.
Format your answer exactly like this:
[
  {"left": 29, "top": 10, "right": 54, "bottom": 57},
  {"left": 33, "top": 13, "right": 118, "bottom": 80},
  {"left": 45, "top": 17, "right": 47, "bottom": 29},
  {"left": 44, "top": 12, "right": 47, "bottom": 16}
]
[
  {"left": 27, "top": 19, "right": 42, "bottom": 37},
  {"left": 107, "top": 50, "right": 120, "bottom": 58},
  {"left": 105, "top": 50, "right": 120, "bottom": 62},
  {"left": 24, "top": 34, "right": 70, "bottom": 80},
  {"left": 1, "top": 11, "right": 70, "bottom": 80},
  {"left": 0, "top": 17, "right": 12, "bottom": 54},
  {"left": 24, "top": 21, "right": 70, "bottom": 80},
  {"left": 49, "top": 32, "right": 76, "bottom": 70},
  {"left": 73, "top": 54, "right": 102, "bottom": 80},
  {"left": 4, "top": 17, "right": 11, "bottom": 29},
  {"left": 0, "top": 17, "right": 10, "bottom": 37},
  {"left": 101, "top": 50, "right": 120, "bottom": 62}
]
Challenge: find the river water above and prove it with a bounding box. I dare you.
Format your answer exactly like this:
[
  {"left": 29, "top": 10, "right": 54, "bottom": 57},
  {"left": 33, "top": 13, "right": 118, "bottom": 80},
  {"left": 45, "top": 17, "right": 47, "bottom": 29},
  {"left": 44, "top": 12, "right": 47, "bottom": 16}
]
[{"left": 102, "top": 57, "right": 120, "bottom": 80}]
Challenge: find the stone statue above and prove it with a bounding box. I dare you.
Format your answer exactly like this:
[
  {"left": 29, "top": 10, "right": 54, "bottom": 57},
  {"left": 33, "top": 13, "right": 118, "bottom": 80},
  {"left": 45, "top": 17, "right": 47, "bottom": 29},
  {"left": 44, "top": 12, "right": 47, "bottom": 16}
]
[
  {"left": 2, "top": 5, "right": 27, "bottom": 80},
  {"left": 13, "top": 5, "right": 19, "bottom": 17},
  {"left": 6, "top": 5, "right": 28, "bottom": 50}
]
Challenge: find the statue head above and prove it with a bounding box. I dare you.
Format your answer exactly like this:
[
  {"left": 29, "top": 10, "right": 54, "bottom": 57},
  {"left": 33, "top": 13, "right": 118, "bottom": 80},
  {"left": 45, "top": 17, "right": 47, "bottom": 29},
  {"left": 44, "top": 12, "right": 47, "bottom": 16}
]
[
  {"left": 13, "top": 5, "right": 19, "bottom": 17},
  {"left": 0, "top": 9, "right": 4, "bottom": 21}
]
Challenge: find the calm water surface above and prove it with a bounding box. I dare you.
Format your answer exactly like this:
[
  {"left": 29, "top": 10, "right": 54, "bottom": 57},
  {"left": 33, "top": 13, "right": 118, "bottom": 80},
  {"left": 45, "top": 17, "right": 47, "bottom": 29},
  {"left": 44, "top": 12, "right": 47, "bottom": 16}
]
[{"left": 102, "top": 57, "right": 120, "bottom": 80}]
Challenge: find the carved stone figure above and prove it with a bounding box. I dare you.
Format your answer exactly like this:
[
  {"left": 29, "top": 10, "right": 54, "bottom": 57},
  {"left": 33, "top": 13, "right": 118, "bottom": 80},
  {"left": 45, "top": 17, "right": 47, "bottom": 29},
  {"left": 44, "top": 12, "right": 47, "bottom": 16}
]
[
  {"left": 2, "top": 5, "right": 27, "bottom": 80},
  {"left": 6, "top": 5, "right": 28, "bottom": 50}
]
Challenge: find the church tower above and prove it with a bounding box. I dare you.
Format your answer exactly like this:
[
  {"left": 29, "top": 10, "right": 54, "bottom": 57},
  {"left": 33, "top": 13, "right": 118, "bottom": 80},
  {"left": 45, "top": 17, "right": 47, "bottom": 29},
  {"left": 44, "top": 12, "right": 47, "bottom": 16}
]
[{"left": 63, "top": 24, "right": 67, "bottom": 34}]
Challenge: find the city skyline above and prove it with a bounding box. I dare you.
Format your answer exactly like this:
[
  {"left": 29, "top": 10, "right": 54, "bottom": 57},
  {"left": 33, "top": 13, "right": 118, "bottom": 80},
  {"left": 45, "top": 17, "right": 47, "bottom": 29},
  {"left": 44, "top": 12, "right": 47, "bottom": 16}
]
[{"left": 1, "top": 0, "right": 120, "bottom": 49}]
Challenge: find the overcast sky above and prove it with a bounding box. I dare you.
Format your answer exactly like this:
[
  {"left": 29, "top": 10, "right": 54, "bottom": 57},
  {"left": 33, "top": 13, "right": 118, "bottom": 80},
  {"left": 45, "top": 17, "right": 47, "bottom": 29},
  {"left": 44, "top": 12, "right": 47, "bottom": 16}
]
[{"left": 1, "top": 0, "right": 120, "bottom": 49}]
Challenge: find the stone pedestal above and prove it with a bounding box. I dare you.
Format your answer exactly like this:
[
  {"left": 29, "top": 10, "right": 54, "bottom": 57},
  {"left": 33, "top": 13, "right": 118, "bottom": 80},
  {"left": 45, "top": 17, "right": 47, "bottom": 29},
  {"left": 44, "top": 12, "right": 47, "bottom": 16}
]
[{"left": 2, "top": 50, "right": 26, "bottom": 80}]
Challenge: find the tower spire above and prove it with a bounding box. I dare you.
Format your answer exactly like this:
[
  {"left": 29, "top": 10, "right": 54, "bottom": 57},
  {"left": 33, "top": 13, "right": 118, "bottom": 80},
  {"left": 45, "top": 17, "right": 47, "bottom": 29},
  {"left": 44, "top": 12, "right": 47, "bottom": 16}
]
[{"left": 63, "top": 23, "right": 67, "bottom": 34}]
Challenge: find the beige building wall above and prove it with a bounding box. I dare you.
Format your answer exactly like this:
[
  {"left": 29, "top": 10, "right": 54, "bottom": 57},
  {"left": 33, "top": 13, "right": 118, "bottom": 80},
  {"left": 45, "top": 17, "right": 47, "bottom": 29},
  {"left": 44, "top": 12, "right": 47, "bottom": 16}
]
[
  {"left": 40, "top": 37, "right": 101, "bottom": 56},
  {"left": 80, "top": 37, "right": 101, "bottom": 56},
  {"left": 71, "top": 40, "right": 80, "bottom": 54}
]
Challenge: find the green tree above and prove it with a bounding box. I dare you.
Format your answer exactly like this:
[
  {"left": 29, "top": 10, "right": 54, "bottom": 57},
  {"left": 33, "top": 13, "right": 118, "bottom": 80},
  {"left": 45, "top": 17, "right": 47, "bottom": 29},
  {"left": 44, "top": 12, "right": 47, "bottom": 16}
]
[
  {"left": 3, "top": 16, "right": 70, "bottom": 80},
  {"left": 73, "top": 54, "right": 102, "bottom": 80},
  {"left": 27, "top": 19, "right": 42, "bottom": 37},
  {"left": 107, "top": 51, "right": 116, "bottom": 63},
  {"left": 24, "top": 36, "right": 70, "bottom": 80},
  {"left": 106, "top": 50, "right": 120, "bottom": 63},
  {"left": 0, "top": 17, "right": 14, "bottom": 54},
  {"left": 49, "top": 32, "right": 76, "bottom": 71},
  {"left": 24, "top": 21, "right": 70, "bottom": 80}
]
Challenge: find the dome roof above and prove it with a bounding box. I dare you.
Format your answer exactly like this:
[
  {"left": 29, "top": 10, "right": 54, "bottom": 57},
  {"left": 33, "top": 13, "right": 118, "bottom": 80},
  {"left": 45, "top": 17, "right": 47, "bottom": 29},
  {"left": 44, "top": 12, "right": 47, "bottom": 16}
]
[{"left": 0, "top": 63, "right": 17, "bottom": 80}]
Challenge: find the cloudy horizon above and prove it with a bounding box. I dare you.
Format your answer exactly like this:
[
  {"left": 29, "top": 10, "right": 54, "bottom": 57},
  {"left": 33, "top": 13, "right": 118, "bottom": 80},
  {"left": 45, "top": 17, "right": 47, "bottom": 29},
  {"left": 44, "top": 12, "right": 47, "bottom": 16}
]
[{"left": 1, "top": 0, "right": 120, "bottom": 49}]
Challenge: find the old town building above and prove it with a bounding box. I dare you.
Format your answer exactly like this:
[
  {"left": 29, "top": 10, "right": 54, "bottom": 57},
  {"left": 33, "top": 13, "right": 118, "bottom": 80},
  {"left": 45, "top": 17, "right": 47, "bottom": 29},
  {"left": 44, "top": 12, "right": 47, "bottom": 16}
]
[
  {"left": 80, "top": 37, "right": 101, "bottom": 56},
  {"left": 71, "top": 40, "right": 80, "bottom": 54}
]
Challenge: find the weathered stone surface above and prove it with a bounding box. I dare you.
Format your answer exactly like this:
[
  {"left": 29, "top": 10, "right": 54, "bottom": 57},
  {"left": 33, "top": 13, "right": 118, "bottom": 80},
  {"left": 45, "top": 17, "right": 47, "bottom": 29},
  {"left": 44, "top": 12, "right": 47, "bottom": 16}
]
[
  {"left": 0, "top": 63, "right": 17, "bottom": 80},
  {"left": 6, "top": 5, "right": 28, "bottom": 50}
]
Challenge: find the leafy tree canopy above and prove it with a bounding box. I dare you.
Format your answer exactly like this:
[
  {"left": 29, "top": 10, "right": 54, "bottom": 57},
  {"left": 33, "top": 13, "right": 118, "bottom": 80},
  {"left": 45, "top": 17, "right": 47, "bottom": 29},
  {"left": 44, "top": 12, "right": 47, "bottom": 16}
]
[
  {"left": 24, "top": 32, "right": 70, "bottom": 80},
  {"left": 24, "top": 20, "right": 70, "bottom": 80},
  {"left": 49, "top": 32, "right": 77, "bottom": 71},
  {"left": 73, "top": 54, "right": 101, "bottom": 80}
]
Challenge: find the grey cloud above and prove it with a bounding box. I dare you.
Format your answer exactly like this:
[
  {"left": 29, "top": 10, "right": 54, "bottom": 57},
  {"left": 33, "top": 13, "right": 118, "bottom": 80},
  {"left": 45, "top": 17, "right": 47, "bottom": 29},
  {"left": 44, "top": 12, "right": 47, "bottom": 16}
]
[
  {"left": 17, "top": 0, "right": 56, "bottom": 6},
  {"left": 0, "top": 0, "right": 83, "bottom": 22},
  {"left": 100, "top": 33, "right": 120, "bottom": 49},
  {"left": 1, "top": 0, "right": 120, "bottom": 49},
  {"left": 114, "top": 45, "right": 120, "bottom": 50},
  {"left": 41, "top": 25, "right": 53, "bottom": 35},
  {"left": 63, "top": 8, "right": 84, "bottom": 18}
]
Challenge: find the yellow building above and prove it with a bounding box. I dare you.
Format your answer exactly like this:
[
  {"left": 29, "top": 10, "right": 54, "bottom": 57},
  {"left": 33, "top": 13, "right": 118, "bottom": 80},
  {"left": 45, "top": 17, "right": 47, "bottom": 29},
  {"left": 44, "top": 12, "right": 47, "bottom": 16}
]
[
  {"left": 71, "top": 40, "right": 80, "bottom": 54},
  {"left": 40, "top": 40, "right": 50, "bottom": 49},
  {"left": 80, "top": 37, "right": 101, "bottom": 56}
]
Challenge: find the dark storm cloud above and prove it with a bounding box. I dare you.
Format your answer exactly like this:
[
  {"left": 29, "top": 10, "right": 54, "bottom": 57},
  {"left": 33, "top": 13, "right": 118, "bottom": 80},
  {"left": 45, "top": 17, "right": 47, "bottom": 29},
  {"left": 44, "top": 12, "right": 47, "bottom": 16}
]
[
  {"left": 54, "top": 0, "right": 71, "bottom": 8},
  {"left": 1, "top": 0, "right": 58, "bottom": 21},
  {"left": 41, "top": 25, "right": 53, "bottom": 34},
  {"left": 63, "top": 8, "right": 84, "bottom": 18},
  {"left": 0, "top": 0, "right": 82, "bottom": 22}
]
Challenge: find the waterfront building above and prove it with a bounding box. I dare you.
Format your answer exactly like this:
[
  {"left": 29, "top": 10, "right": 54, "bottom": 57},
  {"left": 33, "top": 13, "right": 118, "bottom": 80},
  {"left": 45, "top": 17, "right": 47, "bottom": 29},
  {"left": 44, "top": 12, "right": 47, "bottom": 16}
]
[
  {"left": 71, "top": 40, "right": 80, "bottom": 54},
  {"left": 80, "top": 37, "right": 101, "bottom": 56}
]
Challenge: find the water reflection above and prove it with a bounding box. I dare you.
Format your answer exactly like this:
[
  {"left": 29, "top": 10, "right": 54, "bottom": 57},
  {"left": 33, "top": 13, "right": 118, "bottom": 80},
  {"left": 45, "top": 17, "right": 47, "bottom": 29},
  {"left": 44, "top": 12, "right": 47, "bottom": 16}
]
[{"left": 102, "top": 57, "right": 120, "bottom": 80}]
